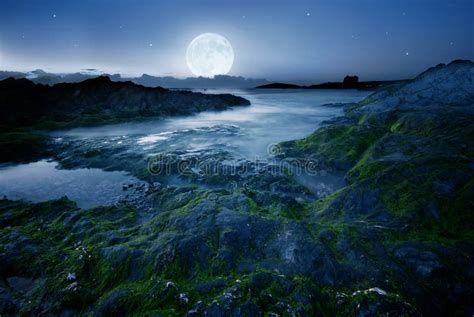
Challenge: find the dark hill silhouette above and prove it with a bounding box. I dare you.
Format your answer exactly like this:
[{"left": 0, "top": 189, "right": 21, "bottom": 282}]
[
  {"left": 0, "top": 70, "right": 269, "bottom": 89},
  {"left": 257, "top": 76, "right": 407, "bottom": 90},
  {"left": 0, "top": 76, "right": 250, "bottom": 129},
  {"left": 254, "top": 82, "right": 302, "bottom": 89}
]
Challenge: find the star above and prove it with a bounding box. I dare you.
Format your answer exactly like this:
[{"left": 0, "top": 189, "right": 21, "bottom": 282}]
[
  {"left": 405, "top": 52, "right": 409, "bottom": 56},
  {"left": 149, "top": 43, "right": 153, "bottom": 47},
  {"left": 306, "top": 12, "right": 311, "bottom": 17},
  {"left": 52, "top": 14, "right": 57, "bottom": 18}
]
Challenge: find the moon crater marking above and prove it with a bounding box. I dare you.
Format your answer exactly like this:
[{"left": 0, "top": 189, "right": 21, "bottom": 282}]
[{"left": 186, "top": 33, "right": 234, "bottom": 78}]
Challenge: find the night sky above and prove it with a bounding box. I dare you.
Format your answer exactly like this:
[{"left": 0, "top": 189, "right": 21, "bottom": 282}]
[{"left": 0, "top": 0, "right": 472, "bottom": 82}]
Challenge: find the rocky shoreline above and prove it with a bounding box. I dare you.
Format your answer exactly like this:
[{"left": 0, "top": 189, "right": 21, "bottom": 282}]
[
  {"left": 0, "top": 76, "right": 250, "bottom": 163},
  {"left": 0, "top": 60, "right": 473, "bottom": 316}
]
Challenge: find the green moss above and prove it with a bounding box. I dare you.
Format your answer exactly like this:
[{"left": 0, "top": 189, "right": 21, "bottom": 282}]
[
  {"left": 289, "top": 123, "right": 387, "bottom": 169},
  {"left": 0, "top": 130, "right": 50, "bottom": 162},
  {"left": 1, "top": 89, "right": 473, "bottom": 315},
  {"left": 307, "top": 190, "right": 341, "bottom": 215}
]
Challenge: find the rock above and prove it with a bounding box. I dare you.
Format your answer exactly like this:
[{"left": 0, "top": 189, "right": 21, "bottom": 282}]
[
  {"left": 318, "top": 229, "right": 336, "bottom": 241},
  {"left": 0, "top": 284, "right": 17, "bottom": 315},
  {"left": 231, "top": 301, "right": 261, "bottom": 317},
  {"left": 187, "top": 300, "right": 205, "bottom": 316},
  {"left": 0, "top": 76, "right": 251, "bottom": 130},
  {"left": 176, "top": 235, "right": 213, "bottom": 271},
  {"left": 127, "top": 249, "right": 145, "bottom": 281},
  {"left": 179, "top": 293, "right": 189, "bottom": 305},
  {"left": 348, "top": 287, "right": 420, "bottom": 317},
  {"left": 65, "top": 282, "right": 78, "bottom": 291},
  {"left": 101, "top": 245, "right": 130, "bottom": 266},
  {"left": 194, "top": 278, "right": 226, "bottom": 294},
  {"left": 6, "top": 276, "right": 35, "bottom": 293},
  {"left": 0, "top": 230, "right": 39, "bottom": 276},
  {"left": 392, "top": 242, "right": 442, "bottom": 278},
  {"left": 94, "top": 288, "right": 132, "bottom": 317},
  {"left": 151, "top": 182, "right": 162, "bottom": 191}
]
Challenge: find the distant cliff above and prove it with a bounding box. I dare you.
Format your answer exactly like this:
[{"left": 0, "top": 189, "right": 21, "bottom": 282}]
[
  {"left": 253, "top": 82, "right": 302, "bottom": 89},
  {"left": 0, "top": 76, "right": 250, "bottom": 129},
  {"left": 257, "top": 77, "right": 406, "bottom": 90}
]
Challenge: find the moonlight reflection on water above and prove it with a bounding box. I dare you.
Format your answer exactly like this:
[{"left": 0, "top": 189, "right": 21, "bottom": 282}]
[{"left": 0, "top": 89, "right": 370, "bottom": 207}]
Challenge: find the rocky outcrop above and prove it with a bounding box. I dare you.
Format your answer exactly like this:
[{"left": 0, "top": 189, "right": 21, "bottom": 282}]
[
  {"left": 0, "top": 76, "right": 250, "bottom": 129},
  {"left": 257, "top": 77, "right": 406, "bottom": 90},
  {"left": 0, "top": 76, "right": 250, "bottom": 162},
  {"left": 278, "top": 59, "right": 474, "bottom": 314}
]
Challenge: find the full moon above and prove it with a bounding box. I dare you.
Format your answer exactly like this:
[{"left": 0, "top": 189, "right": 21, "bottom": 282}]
[{"left": 186, "top": 33, "right": 234, "bottom": 78}]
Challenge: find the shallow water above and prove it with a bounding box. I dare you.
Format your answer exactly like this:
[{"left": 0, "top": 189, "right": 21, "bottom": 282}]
[
  {"left": 0, "top": 160, "right": 142, "bottom": 208},
  {"left": 51, "top": 89, "right": 370, "bottom": 158},
  {"left": 0, "top": 89, "right": 370, "bottom": 207}
]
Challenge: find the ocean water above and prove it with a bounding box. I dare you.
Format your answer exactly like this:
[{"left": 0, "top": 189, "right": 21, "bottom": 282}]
[
  {"left": 51, "top": 89, "right": 370, "bottom": 158},
  {"left": 0, "top": 89, "right": 370, "bottom": 207}
]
